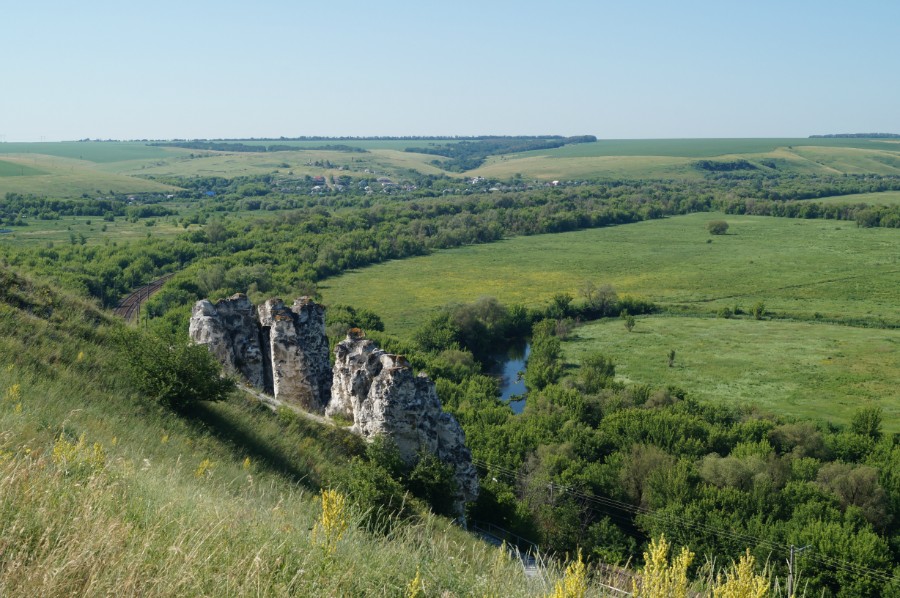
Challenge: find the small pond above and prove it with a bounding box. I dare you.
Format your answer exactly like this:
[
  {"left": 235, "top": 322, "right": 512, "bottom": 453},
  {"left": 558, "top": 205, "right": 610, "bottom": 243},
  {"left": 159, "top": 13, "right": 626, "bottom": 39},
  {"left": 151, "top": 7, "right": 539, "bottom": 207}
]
[{"left": 489, "top": 342, "right": 530, "bottom": 414}]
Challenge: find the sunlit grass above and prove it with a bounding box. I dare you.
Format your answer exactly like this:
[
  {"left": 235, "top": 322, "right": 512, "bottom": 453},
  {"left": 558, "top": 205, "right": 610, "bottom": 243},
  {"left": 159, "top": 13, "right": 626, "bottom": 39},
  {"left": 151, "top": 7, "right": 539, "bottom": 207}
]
[
  {"left": 321, "top": 213, "right": 900, "bottom": 337},
  {"left": 562, "top": 315, "right": 900, "bottom": 431}
]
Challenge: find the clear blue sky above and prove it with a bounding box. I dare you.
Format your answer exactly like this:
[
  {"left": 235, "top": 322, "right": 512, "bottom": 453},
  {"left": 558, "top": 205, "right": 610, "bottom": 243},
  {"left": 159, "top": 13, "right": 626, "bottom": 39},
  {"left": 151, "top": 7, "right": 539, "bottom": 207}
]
[{"left": 3, "top": 0, "right": 898, "bottom": 141}]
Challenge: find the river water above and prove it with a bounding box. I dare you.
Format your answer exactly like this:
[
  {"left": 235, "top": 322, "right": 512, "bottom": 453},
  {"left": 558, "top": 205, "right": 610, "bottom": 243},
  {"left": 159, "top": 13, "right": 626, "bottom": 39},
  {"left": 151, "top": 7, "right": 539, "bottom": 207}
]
[{"left": 490, "top": 342, "right": 530, "bottom": 414}]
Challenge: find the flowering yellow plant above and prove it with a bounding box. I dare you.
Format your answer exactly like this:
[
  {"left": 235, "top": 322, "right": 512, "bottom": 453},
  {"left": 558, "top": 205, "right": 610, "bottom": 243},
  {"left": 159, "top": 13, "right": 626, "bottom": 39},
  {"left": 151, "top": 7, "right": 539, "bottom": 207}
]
[{"left": 312, "top": 488, "right": 349, "bottom": 556}]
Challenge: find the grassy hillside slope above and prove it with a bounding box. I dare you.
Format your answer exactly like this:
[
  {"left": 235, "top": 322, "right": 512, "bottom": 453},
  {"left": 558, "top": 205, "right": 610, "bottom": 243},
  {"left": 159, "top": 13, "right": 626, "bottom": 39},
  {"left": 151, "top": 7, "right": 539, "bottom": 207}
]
[
  {"left": 0, "top": 153, "right": 181, "bottom": 196},
  {"left": 0, "top": 266, "right": 557, "bottom": 596}
]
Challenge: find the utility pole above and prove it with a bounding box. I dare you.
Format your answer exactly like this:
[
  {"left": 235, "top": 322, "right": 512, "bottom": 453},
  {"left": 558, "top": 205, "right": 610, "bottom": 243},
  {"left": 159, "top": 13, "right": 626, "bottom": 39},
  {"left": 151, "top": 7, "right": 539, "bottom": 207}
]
[{"left": 787, "top": 544, "right": 811, "bottom": 597}]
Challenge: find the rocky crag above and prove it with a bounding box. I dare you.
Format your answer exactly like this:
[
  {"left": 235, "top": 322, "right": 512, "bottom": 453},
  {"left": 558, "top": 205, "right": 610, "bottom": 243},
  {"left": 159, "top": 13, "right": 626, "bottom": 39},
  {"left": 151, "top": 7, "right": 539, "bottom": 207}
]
[
  {"left": 328, "top": 329, "right": 479, "bottom": 508},
  {"left": 190, "top": 295, "right": 478, "bottom": 513},
  {"left": 190, "top": 295, "right": 330, "bottom": 411}
]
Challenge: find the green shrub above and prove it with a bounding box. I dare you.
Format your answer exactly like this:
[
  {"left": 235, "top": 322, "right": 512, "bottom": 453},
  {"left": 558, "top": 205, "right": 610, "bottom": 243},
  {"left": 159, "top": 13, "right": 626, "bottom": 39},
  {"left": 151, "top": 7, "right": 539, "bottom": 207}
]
[
  {"left": 118, "top": 329, "right": 234, "bottom": 410},
  {"left": 408, "top": 452, "right": 458, "bottom": 517},
  {"left": 707, "top": 220, "right": 729, "bottom": 235}
]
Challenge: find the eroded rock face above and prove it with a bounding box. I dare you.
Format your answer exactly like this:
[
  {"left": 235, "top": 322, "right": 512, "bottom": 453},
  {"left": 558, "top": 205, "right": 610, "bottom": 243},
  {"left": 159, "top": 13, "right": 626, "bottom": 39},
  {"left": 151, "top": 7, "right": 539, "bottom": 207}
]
[
  {"left": 188, "top": 294, "right": 266, "bottom": 389},
  {"left": 189, "top": 295, "right": 330, "bottom": 411},
  {"left": 191, "top": 300, "right": 479, "bottom": 512},
  {"left": 258, "top": 298, "right": 331, "bottom": 412},
  {"left": 328, "top": 332, "right": 479, "bottom": 513}
]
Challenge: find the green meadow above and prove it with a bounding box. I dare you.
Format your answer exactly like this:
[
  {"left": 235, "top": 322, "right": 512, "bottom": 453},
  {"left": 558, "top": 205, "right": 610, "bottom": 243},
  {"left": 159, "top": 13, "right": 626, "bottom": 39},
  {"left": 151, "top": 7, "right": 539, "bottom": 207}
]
[
  {"left": 563, "top": 315, "right": 900, "bottom": 432},
  {"left": 320, "top": 213, "right": 900, "bottom": 336},
  {"left": 320, "top": 213, "right": 899, "bottom": 429},
  {"left": 105, "top": 148, "right": 448, "bottom": 179},
  {"left": 0, "top": 214, "right": 190, "bottom": 247},
  {"left": 816, "top": 190, "right": 900, "bottom": 205}
]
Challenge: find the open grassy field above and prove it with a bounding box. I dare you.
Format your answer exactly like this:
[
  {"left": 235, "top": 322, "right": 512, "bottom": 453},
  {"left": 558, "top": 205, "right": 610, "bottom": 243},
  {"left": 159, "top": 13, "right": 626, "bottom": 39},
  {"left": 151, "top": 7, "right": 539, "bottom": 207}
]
[
  {"left": 473, "top": 154, "right": 703, "bottom": 180},
  {"left": 198, "top": 139, "right": 468, "bottom": 151},
  {"left": 815, "top": 191, "right": 900, "bottom": 206},
  {"left": 0, "top": 214, "right": 190, "bottom": 247},
  {"left": 563, "top": 315, "right": 900, "bottom": 432},
  {"left": 320, "top": 212, "right": 900, "bottom": 336},
  {"left": 0, "top": 159, "right": 47, "bottom": 177},
  {"left": 0, "top": 141, "right": 182, "bottom": 163}
]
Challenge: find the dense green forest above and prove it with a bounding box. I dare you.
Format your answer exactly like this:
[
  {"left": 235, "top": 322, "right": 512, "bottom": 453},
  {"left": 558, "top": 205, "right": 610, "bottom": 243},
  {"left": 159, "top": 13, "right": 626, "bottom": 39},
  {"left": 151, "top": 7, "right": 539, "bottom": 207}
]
[{"left": 3, "top": 171, "right": 900, "bottom": 595}]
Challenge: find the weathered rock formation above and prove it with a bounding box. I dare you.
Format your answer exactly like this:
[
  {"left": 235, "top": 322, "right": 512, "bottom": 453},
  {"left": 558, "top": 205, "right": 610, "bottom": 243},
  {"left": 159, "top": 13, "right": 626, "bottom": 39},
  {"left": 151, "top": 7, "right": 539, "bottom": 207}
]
[
  {"left": 191, "top": 298, "right": 478, "bottom": 512},
  {"left": 188, "top": 294, "right": 267, "bottom": 389},
  {"left": 328, "top": 330, "right": 478, "bottom": 512},
  {"left": 189, "top": 294, "right": 330, "bottom": 412},
  {"left": 257, "top": 298, "right": 331, "bottom": 412}
]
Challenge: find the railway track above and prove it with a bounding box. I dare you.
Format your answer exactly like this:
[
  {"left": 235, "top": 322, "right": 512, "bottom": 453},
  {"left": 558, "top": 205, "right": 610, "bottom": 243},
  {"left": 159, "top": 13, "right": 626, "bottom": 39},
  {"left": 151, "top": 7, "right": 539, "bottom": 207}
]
[{"left": 113, "top": 273, "right": 175, "bottom": 322}]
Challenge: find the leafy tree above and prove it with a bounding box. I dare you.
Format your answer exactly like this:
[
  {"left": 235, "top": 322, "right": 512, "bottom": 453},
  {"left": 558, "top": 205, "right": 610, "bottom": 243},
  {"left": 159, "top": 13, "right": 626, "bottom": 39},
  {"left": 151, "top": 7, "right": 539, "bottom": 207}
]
[
  {"left": 817, "top": 463, "right": 891, "bottom": 528},
  {"left": 620, "top": 444, "right": 676, "bottom": 507},
  {"left": 524, "top": 319, "right": 562, "bottom": 390},
  {"left": 577, "top": 352, "right": 616, "bottom": 393},
  {"left": 413, "top": 311, "right": 461, "bottom": 353},
  {"left": 850, "top": 406, "right": 883, "bottom": 441},
  {"left": 118, "top": 328, "right": 234, "bottom": 410}
]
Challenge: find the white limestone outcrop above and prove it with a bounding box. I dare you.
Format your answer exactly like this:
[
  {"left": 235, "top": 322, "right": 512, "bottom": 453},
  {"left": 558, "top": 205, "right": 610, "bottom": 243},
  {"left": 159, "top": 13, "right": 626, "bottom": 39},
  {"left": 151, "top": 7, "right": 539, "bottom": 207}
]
[
  {"left": 190, "top": 299, "right": 479, "bottom": 512},
  {"left": 328, "top": 330, "right": 479, "bottom": 512}
]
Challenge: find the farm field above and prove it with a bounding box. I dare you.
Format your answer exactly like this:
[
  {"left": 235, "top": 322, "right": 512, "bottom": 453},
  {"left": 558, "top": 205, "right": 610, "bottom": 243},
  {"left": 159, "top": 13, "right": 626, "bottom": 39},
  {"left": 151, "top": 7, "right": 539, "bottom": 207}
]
[
  {"left": 3, "top": 138, "right": 900, "bottom": 194},
  {"left": 0, "top": 159, "right": 47, "bottom": 177},
  {"left": 104, "top": 148, "right": 448, "bottom": 179},
  {"left": 472, "top": 154, "right": 703, "bottom": 181},
  {"left": 320, "top": 212, "right": 900, "bottom": 337},
  {"left": 0, "top": 141, "right": 183, "bottom": 163},
  {"left": 0, "top": 152, "right": 181, "bottom": 196},
  {"left": 513, "top": 137, "right": 900, "bottom": 158},
  {"left": 562, "top": 315, "right": 900, "bottom": 432},
  {"left": 472, "top": 143, "right": 900, "bottom": 180}
]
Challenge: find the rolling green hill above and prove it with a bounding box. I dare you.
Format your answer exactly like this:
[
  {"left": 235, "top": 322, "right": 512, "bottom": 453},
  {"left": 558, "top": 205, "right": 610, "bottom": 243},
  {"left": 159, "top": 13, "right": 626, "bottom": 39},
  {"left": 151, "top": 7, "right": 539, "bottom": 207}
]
[
  {"left": 3, "top": 137, "right": 900, "bottom": 196},
  {"left": 0, "top": 266, "right": 555, "bottom": 595}
]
